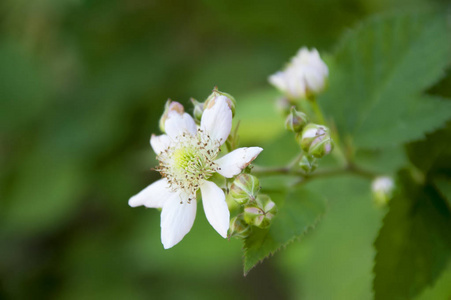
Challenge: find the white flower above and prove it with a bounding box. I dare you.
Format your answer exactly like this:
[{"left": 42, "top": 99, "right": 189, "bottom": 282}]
[
  {"left": 129, "top": 96, "right": 263, "bottom": 249},
  {"left": 269, "top": 47, "right": 328, "bottom": 99}
]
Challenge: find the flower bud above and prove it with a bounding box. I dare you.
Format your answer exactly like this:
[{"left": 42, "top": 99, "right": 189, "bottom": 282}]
[
  {"left": 159, "top": 99, "right": 184, "bottom": 133},
  {"left": 269, "top": 47, "right": 328, "bottom": 100},
  {"left": 372, "top": 176, "right": 394, "bottom": 207},
  {"left": 299, "top": 155, "right": 318, "bottom": 173},
  {"left": 297, "top": 123, "right": 333, "bottom": 158},
  {"left": 309, "top": 136, "right": 334, "bottom": 158},
  {"left": 230, "top": 174, "right": 260, "bottom": 205},
  {"left": 285, "top": 107, "right": 309, "bottom": 133},
  {"left": 190, "top": 98, "right": 204, "bottom": 123},
  {"left": 228, "top": 214, "right": 251, "bottom": 239},
  {"left": 243, "top": 194, "right": 277, "bottom": 229},
  {"left": 204, "top": 87, "right": 236, "bottom": 117}
]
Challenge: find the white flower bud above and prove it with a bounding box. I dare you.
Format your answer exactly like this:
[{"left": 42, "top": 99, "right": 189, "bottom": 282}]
[
  {"left": 269, "top": 47, "right": 328, "bottom": 100},
  {"left": 243, "top": 194, "right": 277, "bottom": 229},
  {"left": 372, "top": 176, "right": 394, "bottom": 207},
  {"left": 159, "top": 99, "right": 184, "bottom": 133},
  {"left": 297, "top": 124, "right": 328, "bottom": 151},
  {"left": 204, "top": 87, "right": 236, "bottom": 117}
]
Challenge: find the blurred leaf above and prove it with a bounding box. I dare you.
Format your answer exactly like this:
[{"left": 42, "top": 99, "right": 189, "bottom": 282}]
[
  {"left": 321, "top": 13, "right": 451, "bottom": 149},
  {"left": 354, "top": 145, "right": 408, "bottom": 175},
  {"left": 406, "top": 122, "right": 451, "bottom": 175},
  {"left": 279, "top": 176, "right": 383, "bottom": 300},
  {"left": 373, "top": 170, "right": 451, "bottom": 299},
  {"left": 243, "top": 187, "right": 326, "bottom": 275},
  {"left": 434, "top": 177, "right": 451, "bottom": 208}
]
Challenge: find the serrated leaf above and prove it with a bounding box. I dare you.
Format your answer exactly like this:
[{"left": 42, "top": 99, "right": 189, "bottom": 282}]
[
  {"left": 243, "top": 187, "right": 327, "bottom": 275},
  {"left": 373, "top": 170, "right": 451, "bottom": 300},
  {"left": 320, "top": 13, "right": 451, "bottom": 149}
]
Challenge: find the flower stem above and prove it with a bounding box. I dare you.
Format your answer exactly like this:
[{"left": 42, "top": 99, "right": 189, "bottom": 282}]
[{"left": 252, "top": 163, "right": 377, "bottom": 181}]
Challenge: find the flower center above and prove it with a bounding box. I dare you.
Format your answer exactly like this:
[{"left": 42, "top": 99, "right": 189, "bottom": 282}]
[{"left": 156, "top": 129, "right": 221, "bottom": 202}]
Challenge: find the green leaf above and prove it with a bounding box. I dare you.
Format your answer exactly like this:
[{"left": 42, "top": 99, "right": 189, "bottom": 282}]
[
  {"left": 406, "top": 122, "right": 451, "bottom": 175},
  {"left": 373, "top": 170, "right": 451, "bottom": 299},
  {"left": 434, "top": 177, "right": 451, "bottom": 208},
  {"left": 321, "top": 13, "right": 451, "bottom": 149},
  {"left": 243, "top": 187, "right": 327, "bottom": 275}
]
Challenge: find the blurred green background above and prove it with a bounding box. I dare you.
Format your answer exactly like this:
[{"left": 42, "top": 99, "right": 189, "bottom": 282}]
[{"left": 0, "top": 0, "right": 449, "bottom": 299}]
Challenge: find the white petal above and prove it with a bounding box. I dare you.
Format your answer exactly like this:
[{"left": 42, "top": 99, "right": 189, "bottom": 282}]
[
  {"left": 128, "top": 178, "right": 174, "bottom": 208},
  {"left": 215, "top": 147, "right": 263, "bottom": 178},
  {"left": 161, "top": 192, "right": 197, "bottom": 249},
  {"left": 150, "top": 134, "right": 171, "bottom": 155},
  {"left": 200, "top": 180, "right": 229, "bottom": 238},
  {"left": 165, "top": 112, "right": 197, "bottom": 140},
  {"left": 200, "top": 96, "right": 232, "bottom": 145}
]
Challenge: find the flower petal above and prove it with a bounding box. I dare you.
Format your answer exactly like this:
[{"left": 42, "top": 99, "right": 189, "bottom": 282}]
[
  {"left": 200, "top": 95, "right": 232, "bottom": 145},
  {"left": 128, "top": 178, "right": 174, "bottom": 208},
  {"left": 150, "top": 134, "right": 171, "bottom": 155},
  {"left": 165, "top": 112, "right": 197, "bottom": 140},
  {"left": 161, "top": 192, "right": 197, "bottom": 249},
  {"left": 200, "top": 180, "right": 229, "bottom": 238},
  {"left": 215, "top": 147, "right": 263, "bottom": 178}
]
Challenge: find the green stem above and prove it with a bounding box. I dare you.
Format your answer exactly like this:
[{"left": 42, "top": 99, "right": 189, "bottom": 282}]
[
  {"left": 308, "top": 96, "right": 326, "bottom": 125},
  {"left": 252, "top": 163, "right": 377, "bottom": 182}
]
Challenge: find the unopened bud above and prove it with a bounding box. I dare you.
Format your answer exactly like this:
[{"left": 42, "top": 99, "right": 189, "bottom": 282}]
[
  {"left": 372, "top": 176, "right": 394, "bottom": 207},
  {"left": 230, "top": 174, "right": 260, "bottom": 205},
  {"left": 285, "top": 107, "right": 309, "bottom": 133},
  {"left": 159, "top": 100, "right": 184, "bottom": 133},
  {"left": 228, "top": 214, "right": 251, "bottom": 238},
  {"left": 299, "top": 155, "right": 318, "bottom": 173},
  {"left": 243, "top": 194, "right": 277, "bottom": 229},
  {"left": 309, "top": 136, "right": 334, "bottom": 158},
  {"left": 190, "top": 98, "right": 204, "bottom": 123},
  {"left": 297, "top": 123, "right": 333, "bottom": 158},
  {"left": 204, "top": 87, "right": 236, "bottom": 117}
]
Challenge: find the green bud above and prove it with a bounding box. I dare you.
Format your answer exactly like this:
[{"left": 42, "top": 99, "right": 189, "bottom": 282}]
[
  {"left": 298, "top": 123, "right": 328, "bottom": 152},
  {"left": 243, "top": 194, "right": 277, "bottom": 229},
  {"left": 190, "top": 98, "right": 204, "bottom": 123},
  {"left": 228, "top": 214, "right": 251, "bottom": 239},
  {"left": 299, "top": 155, "right": 318, "bottom": 173},
  {"left": 309, "top": 136, "right": 334, "bottom": 158},
  {"left": 159, "top": 99, "right": 184, "bottom": 133},
  {"left": 204, "top": 87, "right": 236, "bottom": 117},
  {"left": 230, "top": 174, "right": 260, "bottom": 205},
  {"left": 285, "top": 107, "right": 309, "bottom": 133},
  {"left": 297, "top": 123, "right": 334, "bottom": 158}
]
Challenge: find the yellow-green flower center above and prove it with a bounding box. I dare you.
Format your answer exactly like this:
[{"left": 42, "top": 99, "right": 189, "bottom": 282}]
[{"left": 156, "top": 129, "right": 221, "bottom": 202}]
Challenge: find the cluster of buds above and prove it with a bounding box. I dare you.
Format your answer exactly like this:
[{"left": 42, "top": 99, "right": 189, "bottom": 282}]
[
  {"left": 228, "top": 174, "right": 278, "bottom": 238},
  {"left": 190, "top": 87, "right": 236, "bottom": 123},
  {"left": 283, "top": 107, "right": 334, "bottom": 173}
]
